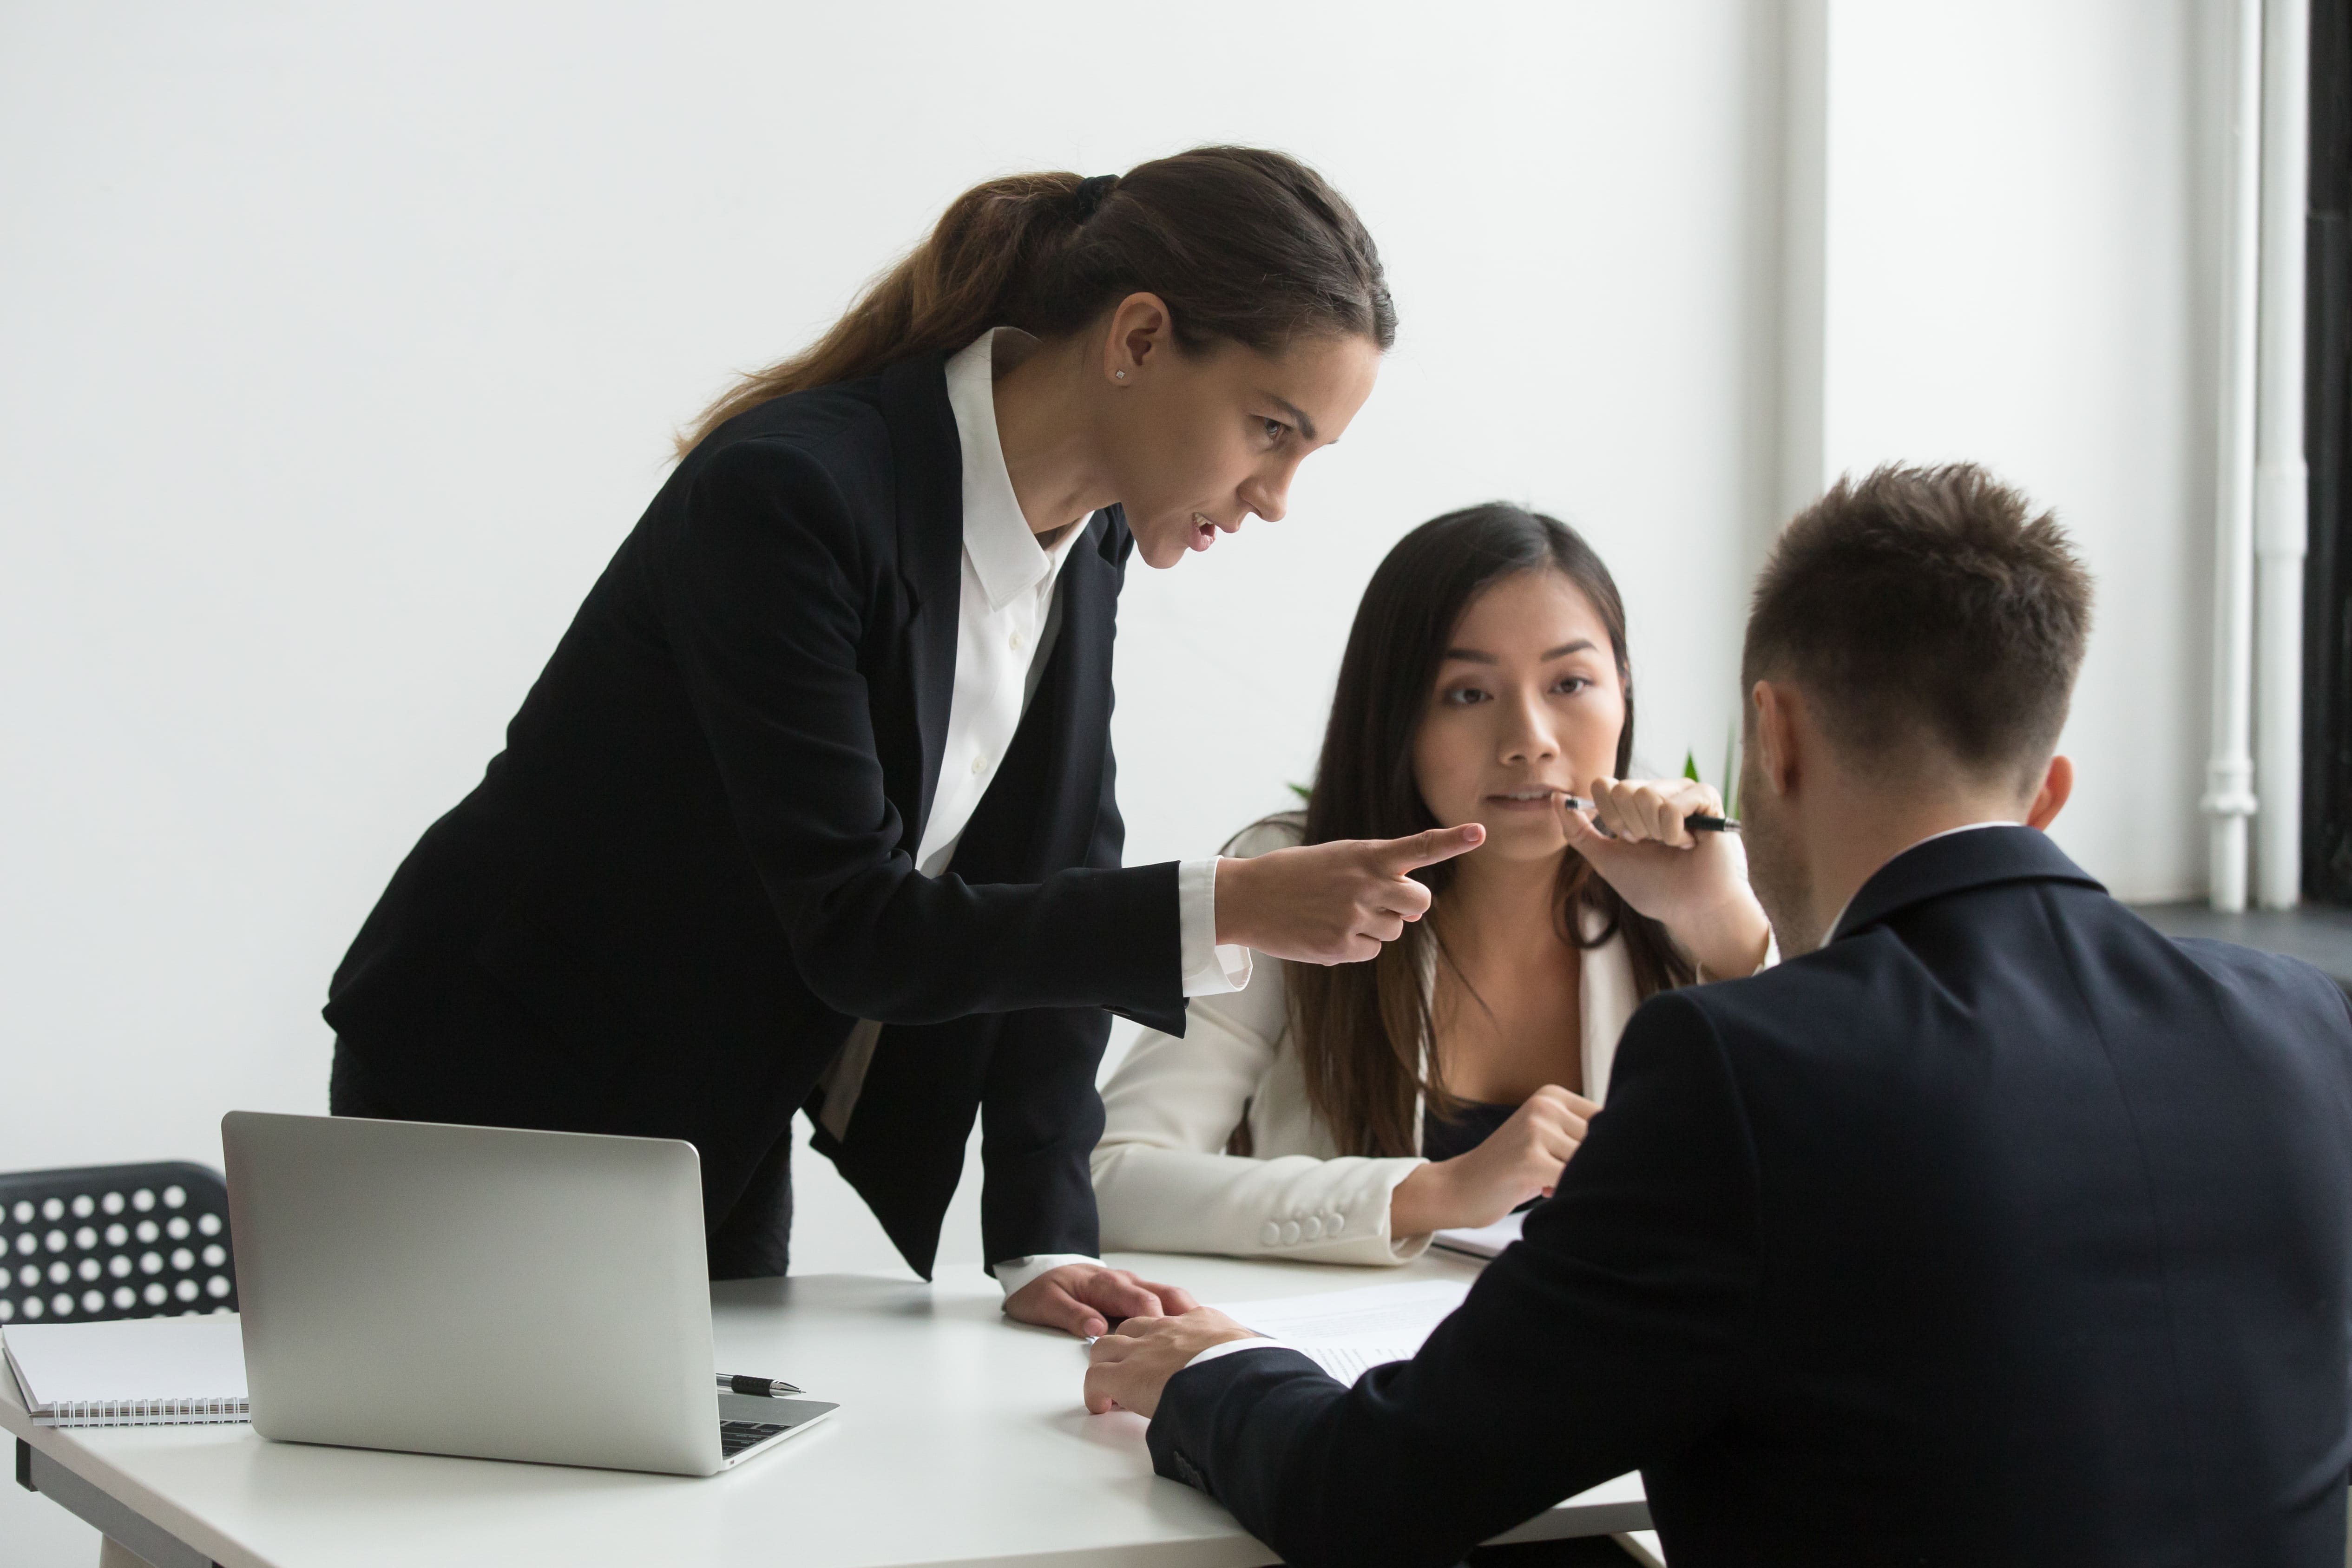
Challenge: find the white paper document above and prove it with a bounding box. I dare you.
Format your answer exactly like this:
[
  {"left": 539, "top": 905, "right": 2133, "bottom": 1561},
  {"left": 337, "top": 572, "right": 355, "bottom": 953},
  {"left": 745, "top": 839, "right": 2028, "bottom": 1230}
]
[
  {"left": 1432, "top": 1209, "right": 1526, "bottom": 1259},
  {"left": 1215, "top": 1280, "right": 1469, "bottom": 1384}
]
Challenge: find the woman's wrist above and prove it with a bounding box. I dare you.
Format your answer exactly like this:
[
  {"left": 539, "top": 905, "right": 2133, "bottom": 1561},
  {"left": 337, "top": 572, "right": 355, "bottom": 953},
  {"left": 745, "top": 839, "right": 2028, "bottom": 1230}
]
[
  {"left": 1211, "top": 854, "right": 1256, "bottom": 949},
  {"left": 1672, "top": 889, "right": 1773, "bottom": 980},
  {"left": 1387, "top": 1161, "right": 1451, "bottom": 1238}
]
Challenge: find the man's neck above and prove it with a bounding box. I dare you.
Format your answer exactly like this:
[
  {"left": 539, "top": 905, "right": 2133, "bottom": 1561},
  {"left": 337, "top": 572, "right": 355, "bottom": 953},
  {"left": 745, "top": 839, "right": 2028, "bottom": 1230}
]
[{"left": 1801, "top": 787, "right": 2027, "bottom": 945}]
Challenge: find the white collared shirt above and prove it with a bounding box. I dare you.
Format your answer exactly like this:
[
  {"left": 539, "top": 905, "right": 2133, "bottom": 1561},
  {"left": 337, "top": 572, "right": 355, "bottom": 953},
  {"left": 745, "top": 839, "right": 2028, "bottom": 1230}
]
[{"left": 821, "top": 328, "right": 1249, "bottom": 1299}]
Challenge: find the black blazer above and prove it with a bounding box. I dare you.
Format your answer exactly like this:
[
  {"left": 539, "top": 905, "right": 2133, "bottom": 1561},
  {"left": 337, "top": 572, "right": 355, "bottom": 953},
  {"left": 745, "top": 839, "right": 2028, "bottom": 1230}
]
[
  {"left": 1150, "top": 827, "right": 2352, "bottom": 1567},
  {"left": 326, "top": 354, "right": 1189, "bottom": 1276}
]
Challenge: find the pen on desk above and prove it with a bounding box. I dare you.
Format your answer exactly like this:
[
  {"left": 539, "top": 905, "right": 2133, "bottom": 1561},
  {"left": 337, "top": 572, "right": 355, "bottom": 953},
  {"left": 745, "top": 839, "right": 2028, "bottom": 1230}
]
[
  {"left": 1557, "top": 793, "right": 1741, "bottom": 835},
  {"left": 720, "top": 1373, "right": 803, "bottom": 1397}
]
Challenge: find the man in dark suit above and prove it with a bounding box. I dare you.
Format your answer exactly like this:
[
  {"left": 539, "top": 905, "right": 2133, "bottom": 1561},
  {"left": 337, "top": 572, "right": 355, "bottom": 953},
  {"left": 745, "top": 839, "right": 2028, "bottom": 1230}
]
[{"left": 1085, "top": 463, "right": 2352, "bottom": 1567}]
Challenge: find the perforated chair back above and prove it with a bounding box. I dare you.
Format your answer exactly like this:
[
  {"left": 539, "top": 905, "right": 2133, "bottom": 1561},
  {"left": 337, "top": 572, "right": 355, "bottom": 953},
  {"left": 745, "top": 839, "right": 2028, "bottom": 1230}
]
[{"left": 0, "top": 1162, "right": 236, "bottom": 1326}]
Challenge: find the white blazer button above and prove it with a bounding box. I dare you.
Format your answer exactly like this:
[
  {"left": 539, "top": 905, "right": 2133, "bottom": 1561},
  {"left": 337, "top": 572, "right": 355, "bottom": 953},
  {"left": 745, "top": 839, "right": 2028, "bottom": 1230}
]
[
  {"left": 1260, "top": 1222, "right": 1281, "bottom": 1247},
  {"left": 1281, "top": 1221, "right": 1301, "bottom": 1245},
  {"left": 970, "top": 755, "right": 987, "bottom": 774},
  {"left": 1301, "top": 1216, "right": 1323, "bottom": 1240}
]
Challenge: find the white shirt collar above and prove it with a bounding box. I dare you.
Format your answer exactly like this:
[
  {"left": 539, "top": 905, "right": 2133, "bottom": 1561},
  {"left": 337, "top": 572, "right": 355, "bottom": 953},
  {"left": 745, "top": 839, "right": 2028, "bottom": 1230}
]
[
  {"left": 944, "top": 328, "right": 1080, "bottom": 610},
  {"left": 1824, "top": 820, "right": 2020, "bottom": 944}
]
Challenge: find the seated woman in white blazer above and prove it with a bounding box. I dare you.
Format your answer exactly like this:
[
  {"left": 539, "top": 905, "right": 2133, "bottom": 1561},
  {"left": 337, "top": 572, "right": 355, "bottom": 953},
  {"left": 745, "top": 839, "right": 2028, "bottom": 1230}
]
[{"left": 1092, "top": 503, "right": 1773, "bottom": 1264}]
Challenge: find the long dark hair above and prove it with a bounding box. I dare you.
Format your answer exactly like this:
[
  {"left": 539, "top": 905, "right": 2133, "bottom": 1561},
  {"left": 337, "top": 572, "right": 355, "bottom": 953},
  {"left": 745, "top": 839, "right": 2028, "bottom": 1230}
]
[
  {"left": 1286, "top": 504, "right": 1695, "bottom": 1158},
  {"left": 677, "top": 145, "right": 1395, "bottom": 457}
]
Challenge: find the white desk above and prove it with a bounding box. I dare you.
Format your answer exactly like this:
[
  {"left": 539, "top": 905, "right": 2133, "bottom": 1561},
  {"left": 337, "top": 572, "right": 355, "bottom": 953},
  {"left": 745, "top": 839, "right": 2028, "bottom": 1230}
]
[{"left": 4, "top": 1249, "right": 1649, "bottom": 1567}]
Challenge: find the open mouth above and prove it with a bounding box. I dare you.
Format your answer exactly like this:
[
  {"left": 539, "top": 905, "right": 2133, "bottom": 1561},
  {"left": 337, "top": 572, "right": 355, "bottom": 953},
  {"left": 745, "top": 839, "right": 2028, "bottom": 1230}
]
[{"left": 1188, "top": 512, "right": 1219, "bottom": 552}]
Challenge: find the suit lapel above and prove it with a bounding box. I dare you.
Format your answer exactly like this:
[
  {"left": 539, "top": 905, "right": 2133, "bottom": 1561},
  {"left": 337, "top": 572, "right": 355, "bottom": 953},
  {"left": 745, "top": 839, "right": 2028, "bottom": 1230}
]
[
  {"left": 876, "top": 356, "right": 964, "bottom": 851},
  {"left": 1044, "top": 517, "right": 1120, "bottom": 802}
]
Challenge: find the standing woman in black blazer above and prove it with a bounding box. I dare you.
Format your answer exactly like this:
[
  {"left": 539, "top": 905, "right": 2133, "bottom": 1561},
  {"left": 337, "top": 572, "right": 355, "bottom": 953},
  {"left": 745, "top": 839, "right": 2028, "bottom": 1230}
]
[{"left": 324, "top": 146, "right": 1481, "bottom": 1337}]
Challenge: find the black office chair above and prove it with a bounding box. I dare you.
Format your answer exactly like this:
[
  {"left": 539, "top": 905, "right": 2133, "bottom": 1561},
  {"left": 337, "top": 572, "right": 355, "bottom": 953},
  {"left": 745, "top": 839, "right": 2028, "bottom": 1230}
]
[{"left": 0, "top": 1162, "right": 237, "bottom": 1327}]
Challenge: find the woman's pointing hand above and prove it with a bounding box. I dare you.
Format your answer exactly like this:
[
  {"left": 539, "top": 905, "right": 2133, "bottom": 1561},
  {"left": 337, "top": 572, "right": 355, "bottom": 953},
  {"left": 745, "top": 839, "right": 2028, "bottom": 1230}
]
[{"left": 1212, "top": 824, "right": 1485, "bottom": 964}]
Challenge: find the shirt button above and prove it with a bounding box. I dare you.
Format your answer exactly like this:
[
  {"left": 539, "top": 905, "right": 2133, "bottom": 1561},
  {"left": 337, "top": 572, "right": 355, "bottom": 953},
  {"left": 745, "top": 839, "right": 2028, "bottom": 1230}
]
[
  {"left": 970, "top": 755, "right": 986, "bottom": 775},
  {"left": 1009, "top": 630, "right": 1025, "bottom": 651}
]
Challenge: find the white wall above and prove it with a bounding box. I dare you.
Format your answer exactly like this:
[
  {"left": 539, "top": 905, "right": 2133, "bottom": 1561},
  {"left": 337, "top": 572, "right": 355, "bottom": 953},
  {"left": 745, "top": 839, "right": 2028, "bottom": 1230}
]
[{"left": 1816, "top": 0, "right": 2218, "bottom": 900}]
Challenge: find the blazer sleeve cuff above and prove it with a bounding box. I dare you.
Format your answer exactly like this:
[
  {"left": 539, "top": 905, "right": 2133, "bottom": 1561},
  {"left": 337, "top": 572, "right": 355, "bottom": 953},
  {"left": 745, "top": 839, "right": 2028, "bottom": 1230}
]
[
  {"left": 1103, "top": 861, "right": 1188, "bottom": 1037},
  {"left": 1147, "top": 1344, "right": 1334, "bottom": 1498},
  {"left": 1184, "top": 1336, "right": 1287, "bottom": 1370}
]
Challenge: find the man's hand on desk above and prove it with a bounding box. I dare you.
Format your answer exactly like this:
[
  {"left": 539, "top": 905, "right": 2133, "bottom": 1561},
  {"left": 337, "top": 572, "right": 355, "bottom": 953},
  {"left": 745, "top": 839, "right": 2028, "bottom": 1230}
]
[
  {"left": 1004, "top": 1263, "right": 1201, "bottom": 1339},
  {"left": 1083, "top": 1308, "right": 1257, "bottom": 1418}
]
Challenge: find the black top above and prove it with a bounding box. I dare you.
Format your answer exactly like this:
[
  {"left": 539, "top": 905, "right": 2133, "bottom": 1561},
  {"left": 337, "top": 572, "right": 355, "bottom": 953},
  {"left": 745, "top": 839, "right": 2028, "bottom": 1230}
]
[
  {"left": 1149, "top": 826, "right": 2352, "bottom": 1567},
  {"left": 324, "top": 354, "right": 1188, "bottom": 1279},
  {"left": 1417, "top": 1100, "right": 1517, "bottom": 1165}
]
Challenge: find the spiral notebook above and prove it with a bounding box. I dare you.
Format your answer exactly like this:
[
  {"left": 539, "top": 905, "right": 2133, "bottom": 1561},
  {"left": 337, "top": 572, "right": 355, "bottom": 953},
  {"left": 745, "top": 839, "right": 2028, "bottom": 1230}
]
[{"left": 4, "top": 1314, "right": 249, "bottom": 1427}]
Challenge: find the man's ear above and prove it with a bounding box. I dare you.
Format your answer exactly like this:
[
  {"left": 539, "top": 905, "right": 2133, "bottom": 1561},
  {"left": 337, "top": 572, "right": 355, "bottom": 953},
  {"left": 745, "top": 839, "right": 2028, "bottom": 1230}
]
[
  {"left": 1751, "top": 679, "right": 1801, "bottom": 799},
  {"left": 2025, "top": 754, "right": 2074, "bottom": 830}
]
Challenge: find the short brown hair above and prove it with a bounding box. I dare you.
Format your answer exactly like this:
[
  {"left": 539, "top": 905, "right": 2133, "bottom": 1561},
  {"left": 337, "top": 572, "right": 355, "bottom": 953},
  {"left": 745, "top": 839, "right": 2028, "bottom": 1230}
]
[{"left": 1742, "top": 463, "right": 2093, "bottom": 784}]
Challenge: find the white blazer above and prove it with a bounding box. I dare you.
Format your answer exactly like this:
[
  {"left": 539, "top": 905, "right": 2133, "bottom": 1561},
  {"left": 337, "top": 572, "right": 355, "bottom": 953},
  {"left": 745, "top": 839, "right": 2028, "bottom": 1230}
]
[{"left": 1091, "top": 820, "right": 1643, "bottom": 1266}]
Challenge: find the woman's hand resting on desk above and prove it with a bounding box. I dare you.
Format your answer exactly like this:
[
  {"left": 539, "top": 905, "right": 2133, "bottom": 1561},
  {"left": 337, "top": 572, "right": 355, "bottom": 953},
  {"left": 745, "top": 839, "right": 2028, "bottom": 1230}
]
[
  {"left": 1387, "top": 1085, "right": 1599, "bottom": 1236},
  {"left": 1004, "top": 1263, "right": 1200, "bottom": 1339},
  {"left": 1560, "top": 778, "right": 1771, "bottom": 979}
]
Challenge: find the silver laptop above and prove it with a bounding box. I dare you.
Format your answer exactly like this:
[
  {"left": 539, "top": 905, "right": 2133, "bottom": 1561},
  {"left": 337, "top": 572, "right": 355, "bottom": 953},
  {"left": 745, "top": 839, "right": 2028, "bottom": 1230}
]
[{"left": 221, "top": 1110, "right": 835, "bottom": 1476}]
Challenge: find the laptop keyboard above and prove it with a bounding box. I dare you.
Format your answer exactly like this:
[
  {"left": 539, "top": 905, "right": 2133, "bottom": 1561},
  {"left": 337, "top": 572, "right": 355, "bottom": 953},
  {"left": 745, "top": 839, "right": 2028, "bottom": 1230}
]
[{"left": 720, "top": 1419, "right": 787, "bottom": 1457}]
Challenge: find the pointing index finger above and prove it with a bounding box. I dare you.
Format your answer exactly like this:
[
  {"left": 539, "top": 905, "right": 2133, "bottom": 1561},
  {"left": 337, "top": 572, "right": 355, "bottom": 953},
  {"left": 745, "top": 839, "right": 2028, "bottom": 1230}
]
[{"left": 1377, "top": 823, "right": 1485, "bottom": 873}]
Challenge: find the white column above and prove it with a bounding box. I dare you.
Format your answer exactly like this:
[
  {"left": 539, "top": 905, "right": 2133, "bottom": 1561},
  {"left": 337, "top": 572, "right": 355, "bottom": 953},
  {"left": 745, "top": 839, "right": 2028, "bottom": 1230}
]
[
  {"left": 2206, "top": 0, "right": 2267, "bottom": 912},
  {"left": 2254, "top": 0, "right": 2310, "bottom": 911}
]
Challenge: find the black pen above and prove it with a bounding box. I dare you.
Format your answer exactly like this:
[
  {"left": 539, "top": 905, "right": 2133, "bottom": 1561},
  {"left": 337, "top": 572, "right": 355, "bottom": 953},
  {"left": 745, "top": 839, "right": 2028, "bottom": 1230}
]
[
  {"left": 1559, "top": 793, "right": 1741, "bottom": 835},
  {"left": 719, "top": 1373, "right": 803, "bottom": 1397}
]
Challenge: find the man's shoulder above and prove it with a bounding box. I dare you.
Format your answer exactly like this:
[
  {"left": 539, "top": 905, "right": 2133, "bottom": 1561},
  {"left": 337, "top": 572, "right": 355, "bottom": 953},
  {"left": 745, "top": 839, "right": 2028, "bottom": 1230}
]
[
  {"left": 1613, "top": 931, "right": 1977, "bottom": 1102},
  {"left": 1642, "top": 938, "right": 1887, "bottom": 1041},
  {"left": 1649, "top": 889, "right": 2352, "bottom": 1070},
  {"left": 2165, "top": 931, "right": 2352, "bottom": 1029}
]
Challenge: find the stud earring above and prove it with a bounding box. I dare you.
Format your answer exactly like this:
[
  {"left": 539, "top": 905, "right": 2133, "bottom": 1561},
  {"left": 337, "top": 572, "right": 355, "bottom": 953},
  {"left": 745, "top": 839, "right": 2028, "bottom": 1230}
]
[{"left": 1114, "top": 371, "right": 1126, "bottom": 380}]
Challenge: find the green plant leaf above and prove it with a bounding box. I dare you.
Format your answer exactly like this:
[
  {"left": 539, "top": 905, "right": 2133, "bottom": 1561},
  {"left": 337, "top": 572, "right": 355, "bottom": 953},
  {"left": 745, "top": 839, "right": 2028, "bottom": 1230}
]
[
  {"left": 1287, "top": 782, "right": 1312, "bottom": 805},
  {"left": 1682, "top": 748, "right": 1701, "bottom": 784}
]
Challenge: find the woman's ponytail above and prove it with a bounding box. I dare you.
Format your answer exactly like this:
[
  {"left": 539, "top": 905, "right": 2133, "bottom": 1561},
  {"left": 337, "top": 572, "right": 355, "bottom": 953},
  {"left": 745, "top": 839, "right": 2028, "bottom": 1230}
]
[
  {"left": 677, "top": 146, "right": 1393, "bottom": 458},
  {"left": 677, "top": 173, "right": 1094, "bottom": 456}
]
